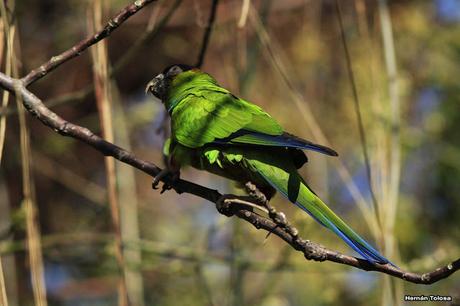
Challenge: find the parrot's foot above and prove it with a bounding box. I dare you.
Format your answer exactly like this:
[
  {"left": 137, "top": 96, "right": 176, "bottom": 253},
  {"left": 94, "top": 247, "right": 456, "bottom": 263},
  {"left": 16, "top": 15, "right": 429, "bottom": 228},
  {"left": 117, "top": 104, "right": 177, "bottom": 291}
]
[
  {"left": 244, "top": 182, "right": 268, "bottom": 205},
  {"left": 216, "top": 194, "right": 238, "bottom": 216},
  {"left": 216, "top": 195, "right": 269, "bottom": 217},
  {"left": 244, "top": 181, "right": 300, "bottom": 239},
  {"left": 152, "top": 169, "right": 180, "bottom": 193}
]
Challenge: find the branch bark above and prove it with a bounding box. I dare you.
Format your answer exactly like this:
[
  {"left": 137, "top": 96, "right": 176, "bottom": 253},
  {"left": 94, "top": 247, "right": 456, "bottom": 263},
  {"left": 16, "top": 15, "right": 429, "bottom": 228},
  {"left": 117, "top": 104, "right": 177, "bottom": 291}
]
[{"left": 0, "top": 0, "right": 458, "bottom": 286}]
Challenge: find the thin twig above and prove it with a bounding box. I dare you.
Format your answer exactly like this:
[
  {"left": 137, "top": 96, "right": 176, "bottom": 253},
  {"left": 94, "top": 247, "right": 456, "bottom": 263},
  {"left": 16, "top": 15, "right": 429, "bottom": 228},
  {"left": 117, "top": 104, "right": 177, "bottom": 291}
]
[
  {"left": 0, "top": 73, "right": 458, "bottom": 285},
  {"left": 195, "top": 0, "right": 219, "bottom": 68},
  {"left": 224, "top": 198, "right": 268, "bottom": 214}
]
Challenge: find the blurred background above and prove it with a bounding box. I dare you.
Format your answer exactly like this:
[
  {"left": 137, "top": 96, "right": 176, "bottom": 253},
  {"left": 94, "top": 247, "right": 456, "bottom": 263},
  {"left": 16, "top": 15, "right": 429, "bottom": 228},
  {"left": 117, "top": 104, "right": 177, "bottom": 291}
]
[{"left": 0, "top": 0, "right": 459, "bottom": 305}]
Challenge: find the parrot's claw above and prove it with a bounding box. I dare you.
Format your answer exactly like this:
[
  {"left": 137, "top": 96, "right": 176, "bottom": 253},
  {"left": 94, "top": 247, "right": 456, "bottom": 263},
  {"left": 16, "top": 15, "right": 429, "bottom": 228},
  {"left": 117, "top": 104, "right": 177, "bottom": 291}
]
[
  {"left": 244, "top": 182, "right": 268, "bottom": 205},
  {"left": 216, "top": 195, "right": 238, "bottom": 216},
  {"left": 160, "top": 184, "right": 172, "bottom": 194},
  {"left": 152, "top": 169, "right": 179, "bottom": 192},
  {"left": 216, "top": 195, "right": 266, "bottom": 216}
]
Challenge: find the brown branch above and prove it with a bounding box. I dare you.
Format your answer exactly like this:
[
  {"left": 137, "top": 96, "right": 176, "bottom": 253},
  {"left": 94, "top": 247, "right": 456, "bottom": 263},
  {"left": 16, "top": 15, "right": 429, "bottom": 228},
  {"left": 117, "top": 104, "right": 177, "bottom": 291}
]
[
  {"left": 0, "top": 73, "right": 458, "bottom": 285},
  {"left": 21, "top": 0, "right": 159, "bottom": 87}
]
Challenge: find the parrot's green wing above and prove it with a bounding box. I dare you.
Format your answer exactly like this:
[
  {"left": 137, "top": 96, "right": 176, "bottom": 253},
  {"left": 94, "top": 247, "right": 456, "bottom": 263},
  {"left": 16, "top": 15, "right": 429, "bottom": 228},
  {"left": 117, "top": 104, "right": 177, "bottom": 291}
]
[
  {"left": 171, "top": 88, "right": 283, "bottom": 148},
  {"left": 171, "top": 88, "right": 337, "bottom": 156},
  {"left": 166, "top": 70, "right": 337, "bottom": 155}
]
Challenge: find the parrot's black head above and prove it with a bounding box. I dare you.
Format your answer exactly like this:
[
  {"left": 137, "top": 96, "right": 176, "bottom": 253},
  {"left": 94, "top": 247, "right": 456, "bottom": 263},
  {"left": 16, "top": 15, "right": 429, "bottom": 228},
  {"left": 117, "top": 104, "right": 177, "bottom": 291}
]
[{"left": 145, "top": 64, "right": 194, "bottom": 101}]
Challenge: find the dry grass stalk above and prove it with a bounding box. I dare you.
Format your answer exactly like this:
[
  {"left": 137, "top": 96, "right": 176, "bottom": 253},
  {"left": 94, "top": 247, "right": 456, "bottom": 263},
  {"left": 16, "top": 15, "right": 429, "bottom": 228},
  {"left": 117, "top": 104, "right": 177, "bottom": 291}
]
[{"left": 89, "top": 1, "right": 128, "bottom": 305}]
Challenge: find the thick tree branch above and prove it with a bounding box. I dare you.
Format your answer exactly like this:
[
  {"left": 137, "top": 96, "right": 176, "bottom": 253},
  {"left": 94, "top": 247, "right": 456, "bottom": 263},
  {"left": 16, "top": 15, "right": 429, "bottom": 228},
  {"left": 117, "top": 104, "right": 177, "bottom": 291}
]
[
  {"left": 21, "top": 0, "right": 158, "bottom": 86},
  {"left": 0, "top": 72, "right": 458, "bottom": 285}
]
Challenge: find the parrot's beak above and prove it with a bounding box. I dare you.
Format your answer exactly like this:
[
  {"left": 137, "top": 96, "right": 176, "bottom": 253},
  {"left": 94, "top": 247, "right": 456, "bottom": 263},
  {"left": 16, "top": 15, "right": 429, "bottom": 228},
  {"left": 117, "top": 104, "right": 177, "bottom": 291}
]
[{"left": 145, "top": 73, "right": 166, "bottom": 100}]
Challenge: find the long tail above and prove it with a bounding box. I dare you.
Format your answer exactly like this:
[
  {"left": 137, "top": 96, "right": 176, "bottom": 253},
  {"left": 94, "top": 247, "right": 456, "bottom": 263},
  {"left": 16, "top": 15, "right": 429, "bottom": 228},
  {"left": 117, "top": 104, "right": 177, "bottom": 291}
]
[{"left": 250, "top": 159, "right": 391, "bottom": 265}]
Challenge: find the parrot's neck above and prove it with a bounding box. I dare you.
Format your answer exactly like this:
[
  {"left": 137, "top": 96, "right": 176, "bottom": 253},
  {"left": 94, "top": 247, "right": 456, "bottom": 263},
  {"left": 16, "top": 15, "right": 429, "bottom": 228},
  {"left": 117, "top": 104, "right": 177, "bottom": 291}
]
[{"left": 165, "top": 71, "right": 220, "bottom": 113}]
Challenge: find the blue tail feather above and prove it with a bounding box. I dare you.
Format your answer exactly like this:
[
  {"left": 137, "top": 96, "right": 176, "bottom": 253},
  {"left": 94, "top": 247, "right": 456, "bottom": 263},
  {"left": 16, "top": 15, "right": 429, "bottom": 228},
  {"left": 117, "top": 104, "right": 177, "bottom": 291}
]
[{"left": 258, "top": 171, "right": 393, "bottom": 265}]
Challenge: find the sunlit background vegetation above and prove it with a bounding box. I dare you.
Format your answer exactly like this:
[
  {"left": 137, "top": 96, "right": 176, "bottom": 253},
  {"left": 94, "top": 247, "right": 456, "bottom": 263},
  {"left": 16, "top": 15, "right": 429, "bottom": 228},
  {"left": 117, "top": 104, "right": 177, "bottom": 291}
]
[{"left": 0, "top": 0, "right": 459, "bottom": 305}]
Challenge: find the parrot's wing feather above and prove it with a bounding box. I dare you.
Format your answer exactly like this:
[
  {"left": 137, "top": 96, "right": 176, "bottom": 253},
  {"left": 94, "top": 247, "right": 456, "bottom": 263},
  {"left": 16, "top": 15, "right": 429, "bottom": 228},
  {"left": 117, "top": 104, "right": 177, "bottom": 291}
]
[
  {"left": 214, "top": 130, "right": 338, "bottom": 156},
  {"left": 172, "top": 90, "right": 338, "bottom": 156},
  {"left": 172, "top": 90, "right": 283, "bottom": 148}
]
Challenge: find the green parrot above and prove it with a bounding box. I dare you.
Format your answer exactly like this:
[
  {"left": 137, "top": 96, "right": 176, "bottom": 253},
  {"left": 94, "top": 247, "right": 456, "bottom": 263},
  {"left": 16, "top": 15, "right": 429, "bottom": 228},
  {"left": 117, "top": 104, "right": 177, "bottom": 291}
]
[{"left": 146, "top": 64, "right": 390, "bottom": 265}]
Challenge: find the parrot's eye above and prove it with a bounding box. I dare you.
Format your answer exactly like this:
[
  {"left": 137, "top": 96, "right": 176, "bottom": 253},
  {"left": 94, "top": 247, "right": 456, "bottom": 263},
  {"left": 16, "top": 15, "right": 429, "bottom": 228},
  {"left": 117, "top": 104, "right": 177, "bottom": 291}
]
[{"left": 167, "top": 65, "right": 183, "bottom": 77}]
